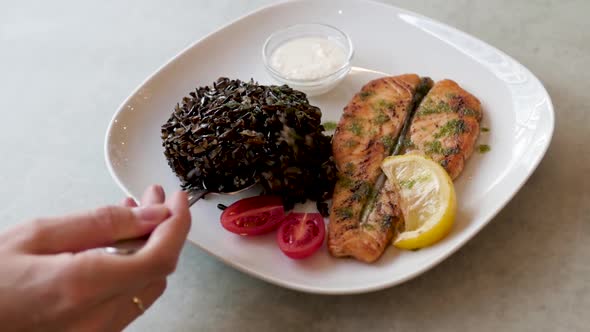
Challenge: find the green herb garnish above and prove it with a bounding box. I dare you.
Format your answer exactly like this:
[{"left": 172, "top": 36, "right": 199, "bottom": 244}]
[
  {"left": 335, "top": 207, "right": 354, "bottom": 219},
  {"left": 461, "top": 108, "right": 480, "bottom": 117},
  {"left": 322, "top": 121, "right": 338, "bottom": 131},
  {"left": 380, "top": 136, "right": 396, "bottom": 150},
  {"left": 343, "top": 139, "right": 360, "bottom": 148},
  {"left": 351, "top": 181, "right": 373, "bottom": 202},
  {"left": 338, "top": 176, "right": 354, "bottom": 189},
  {"left": 402, "top": 137, "right": 415, "bottom": 149},
  {"left": 368, "top": 127, "right": 379, "bottom": 136},
  {"left": 424, "top": 140, "right": 459, "bottom": 156},
  {"left": 344, "top": 162, "right": 356, "bottom": 175},
  {"left": 434, "top": 119, "right": 467, "bottom": 138},
  {"left": 374, "top": 99, "right": 395, "bottom": 111},
  {"left": 348, "top": 121, "right": 363, "bottom": 136},
  {"left": 374, "top": 111, "right": 389, "bottom": 124},
  {"left": 359, "top": 90, "right": 374, "bottom": 101},
  {"left": 399, "top": 179, "right": 417, "bottom": 189},
  {"left": 416, "top": 100, "right": 454, "bottom": 116},
  {"left": 362, "top": 223, "right": 376, "bottom": 231},
  {"left": 478, "top": 144, "right": 491, "bottom": 153},
  {"left": 399, "top": 174, "right": 431, "bottom": 189},
  {"left": 424, "top": 140, "right": 444, "bottom": 154}
]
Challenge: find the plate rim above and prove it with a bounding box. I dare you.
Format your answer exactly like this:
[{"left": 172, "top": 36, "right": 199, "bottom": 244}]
[{"left": 104, "top": 0, "right": 555, "bottom": 294}]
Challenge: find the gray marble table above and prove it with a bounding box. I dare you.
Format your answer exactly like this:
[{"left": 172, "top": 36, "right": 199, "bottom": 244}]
[{"left": 1, "top": 0, "right": 588, "bottom": 331}]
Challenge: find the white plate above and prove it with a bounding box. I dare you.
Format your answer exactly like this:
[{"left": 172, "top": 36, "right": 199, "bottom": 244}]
[{"left": 104, "top": 0, "right": 554, "bottom": 294}]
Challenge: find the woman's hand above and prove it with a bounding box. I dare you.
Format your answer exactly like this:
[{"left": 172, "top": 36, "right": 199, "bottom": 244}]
[{"left": 0, "top": 185, "right": 191, "bottom": 332}]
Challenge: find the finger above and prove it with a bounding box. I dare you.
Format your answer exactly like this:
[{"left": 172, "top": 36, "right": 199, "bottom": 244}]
[
  {"left": 136, "top": 191, "right": 191, "bottom": 274},
  {"left": 58, "top": 192, "right": 189, "bottom": 294},
  {"left": 20, "top": 205, "right": 170, "bottom": 253},
  {"left": 121, "top": 197, "right": 138, "bottom": 207},
  {"left": 140, "top": 185, "right": 165, "bottom": 206}
]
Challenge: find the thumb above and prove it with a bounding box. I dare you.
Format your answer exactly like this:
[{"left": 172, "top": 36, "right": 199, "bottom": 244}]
[{"left": 19, "top": 205, "right": 170, "bottom": 254}]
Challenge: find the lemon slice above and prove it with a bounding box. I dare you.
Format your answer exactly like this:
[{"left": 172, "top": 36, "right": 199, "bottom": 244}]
[{"left": 381, "top": 154, "right": 456, "bottom": 250}]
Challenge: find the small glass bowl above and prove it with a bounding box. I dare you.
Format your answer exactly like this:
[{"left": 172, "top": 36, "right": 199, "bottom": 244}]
[{"left": 262, "top": 23, "right": 354, "bottom": 97}]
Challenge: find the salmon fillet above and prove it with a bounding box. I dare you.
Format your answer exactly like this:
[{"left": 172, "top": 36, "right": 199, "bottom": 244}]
[
  {"left": 329, "top": 78, "right": 482, "bottom": 263},
  {"left": 361, "top": 80, "right": 482, "bottom": 255},
  {"left": 328, "top": 74, "right": 432, "bottom": 262},
  {"left": 405, "top": 79, "right": 483, "bottom": 179}
]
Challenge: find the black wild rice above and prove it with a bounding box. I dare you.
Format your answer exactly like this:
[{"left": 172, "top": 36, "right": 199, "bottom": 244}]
[{"left": 161, "top": 78, "right": 337, "bottom": 214}]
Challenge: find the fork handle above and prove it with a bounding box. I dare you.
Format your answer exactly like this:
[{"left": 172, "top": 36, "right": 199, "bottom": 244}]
[{"left": 188, "top": 189, "right": 209, "bottom": 207}]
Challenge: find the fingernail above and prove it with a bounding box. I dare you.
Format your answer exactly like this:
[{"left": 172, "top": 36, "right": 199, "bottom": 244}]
[
  {"left": 122, "top": 197, "right": 138, "bottom": 207},
  {"left": 153, "top": 185, "right": 164, "bottom": 196},
  {"left": 133, "top": 205, "right": 170, "bottom": 222}
]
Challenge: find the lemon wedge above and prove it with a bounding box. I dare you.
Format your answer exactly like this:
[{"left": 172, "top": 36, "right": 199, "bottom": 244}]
[{"left": 381, "top": 154, "right": 456, "bottom": 250}]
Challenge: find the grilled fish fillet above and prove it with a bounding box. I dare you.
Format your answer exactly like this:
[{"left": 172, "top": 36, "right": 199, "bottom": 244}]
[
  {"left": 361, "top": 80, "right": 482, "bottom": 257},
  {"left": 329, "top": 78, "right": 481, "bottom": 263},
  {"left": 405, "top": 79, "right": 482, "bottom": 179},
  {"left": 328, "top": 74, "right": 430, "bottom": 262}
]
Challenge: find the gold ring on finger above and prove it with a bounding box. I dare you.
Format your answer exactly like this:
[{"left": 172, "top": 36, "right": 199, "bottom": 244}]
[{"left": 132, "top": 296, "right": 145, "bottom": 314}]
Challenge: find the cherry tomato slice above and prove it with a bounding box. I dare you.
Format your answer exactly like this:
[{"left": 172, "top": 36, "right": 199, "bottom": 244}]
[
  {"left": 276, "top": 213, "right": 325, "bottom": 259},
  {"left": 220, "top": 196, "right": 285, "bottom": 236}
]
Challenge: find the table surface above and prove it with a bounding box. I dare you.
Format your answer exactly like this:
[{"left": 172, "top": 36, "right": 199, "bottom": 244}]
[{"left": 1, "top": 0, "right": 588, "bottom": 331}]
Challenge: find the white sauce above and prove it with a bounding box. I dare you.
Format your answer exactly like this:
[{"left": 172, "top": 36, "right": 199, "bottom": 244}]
[{"left": 269, "top": 37, "right": 347, "bottom": 80}]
